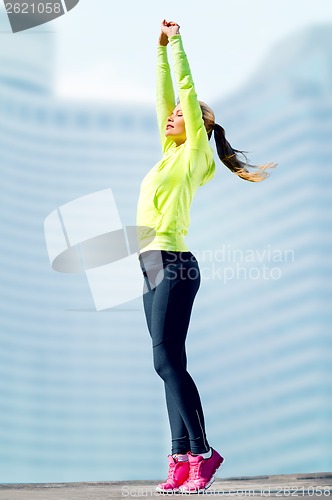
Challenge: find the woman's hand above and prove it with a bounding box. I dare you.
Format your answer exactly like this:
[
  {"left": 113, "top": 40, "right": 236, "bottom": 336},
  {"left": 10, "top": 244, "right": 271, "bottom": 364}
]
[
  {"left": 158, "top": 29, "right": 169, "bottom": 46},
  {"left": 159, "top": 19, "right": 180, "bottom": 42}
]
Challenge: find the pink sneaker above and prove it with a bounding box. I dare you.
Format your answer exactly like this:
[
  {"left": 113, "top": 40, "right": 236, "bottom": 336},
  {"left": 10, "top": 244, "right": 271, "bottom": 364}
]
[
  {"left": 156, "top": 455, "right": 190, "bottom": 493},
  {"left": 179, "top": 448, "right": 224, "bottom": 493}
]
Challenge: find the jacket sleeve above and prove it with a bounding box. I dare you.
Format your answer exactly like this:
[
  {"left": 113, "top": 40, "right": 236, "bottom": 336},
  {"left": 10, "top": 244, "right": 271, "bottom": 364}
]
[
  {"left": 156, "top": 45, "right": 176, "bottom": 154},
  {"left": 168, "top": 34, "right": 210, "bottom": 151}
]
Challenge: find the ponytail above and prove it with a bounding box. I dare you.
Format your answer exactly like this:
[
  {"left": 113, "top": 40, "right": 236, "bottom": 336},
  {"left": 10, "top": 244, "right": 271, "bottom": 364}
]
[
  {"left": 199, "top": 101, "right": 277, "bottom": 182},
  {"left": 212, "top": 123, "right": 276, "bottom": 182}
]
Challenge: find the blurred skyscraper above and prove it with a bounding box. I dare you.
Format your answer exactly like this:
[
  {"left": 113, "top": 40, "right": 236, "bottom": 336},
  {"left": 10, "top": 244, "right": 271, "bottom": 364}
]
[
  {"left": 0, "top": 12, "right": 331, "bottom": 483},
  {"left": 0, "top": 14, "right": 161, "bottom": 483},
  {"left": 191, "top": 23, "right": 332, "bottom": 475}
]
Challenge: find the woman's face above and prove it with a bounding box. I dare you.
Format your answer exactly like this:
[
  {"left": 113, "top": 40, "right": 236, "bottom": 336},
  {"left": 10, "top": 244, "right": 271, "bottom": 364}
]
[{"left": 165, "top": 104, "right": 186, "bottom": 146}]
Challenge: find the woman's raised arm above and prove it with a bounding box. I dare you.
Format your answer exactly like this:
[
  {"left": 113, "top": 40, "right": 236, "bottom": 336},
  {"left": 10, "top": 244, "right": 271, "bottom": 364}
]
[
  {"left": 161, "top": 22, "right": 210, "bottom": 151},
  {"left": 156, "top": 20, "right": 177, "bottom": 153}
]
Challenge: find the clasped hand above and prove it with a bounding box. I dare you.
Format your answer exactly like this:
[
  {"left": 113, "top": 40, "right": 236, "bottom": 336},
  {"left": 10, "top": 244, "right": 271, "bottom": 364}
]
[{"left": 159, "top": 19, "right": 180, "bottom": 46}]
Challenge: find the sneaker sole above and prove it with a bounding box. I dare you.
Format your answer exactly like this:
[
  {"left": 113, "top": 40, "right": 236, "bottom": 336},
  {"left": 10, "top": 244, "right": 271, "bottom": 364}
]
[{"left": 179, "top": 457, "right": 225, "bottom": 494}]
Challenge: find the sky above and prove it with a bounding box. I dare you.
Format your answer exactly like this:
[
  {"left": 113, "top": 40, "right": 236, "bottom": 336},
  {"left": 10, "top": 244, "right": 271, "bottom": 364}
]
[
  {"left": 51, "top": 0, "right": 332, "bottom": 104},
  {"left": 1, "top": 0, "right": 331, "bottom": 104}
]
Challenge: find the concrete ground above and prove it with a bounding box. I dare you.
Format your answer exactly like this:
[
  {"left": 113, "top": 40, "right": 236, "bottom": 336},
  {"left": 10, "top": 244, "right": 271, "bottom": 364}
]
[{"left": 0, "top": 472, "right": 331, "bottom": 500}]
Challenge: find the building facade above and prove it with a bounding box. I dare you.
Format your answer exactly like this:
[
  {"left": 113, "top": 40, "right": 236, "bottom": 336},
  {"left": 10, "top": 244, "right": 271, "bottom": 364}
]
[{"left": 0, "top": 13, "right": 331, "bottom": 482}]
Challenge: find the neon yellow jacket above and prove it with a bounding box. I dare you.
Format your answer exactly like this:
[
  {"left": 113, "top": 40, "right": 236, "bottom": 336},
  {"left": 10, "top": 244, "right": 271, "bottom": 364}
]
[{"left": 136, "top": 34, "right": 215, "bottom": 253}]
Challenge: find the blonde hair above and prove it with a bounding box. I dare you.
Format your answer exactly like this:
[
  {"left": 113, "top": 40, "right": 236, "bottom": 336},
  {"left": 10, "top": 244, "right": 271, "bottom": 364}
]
[
  {"left": 198, "top": 100, "right": 277, "bottom": 182},
  {"left": 199, "top": 101, "right": 215, "bottom": 139}
]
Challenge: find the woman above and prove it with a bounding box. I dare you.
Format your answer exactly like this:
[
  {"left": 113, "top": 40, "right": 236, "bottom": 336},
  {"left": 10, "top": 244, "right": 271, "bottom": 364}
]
[{"left": 136, "top": 20, "right": 276, "bottom": 494}]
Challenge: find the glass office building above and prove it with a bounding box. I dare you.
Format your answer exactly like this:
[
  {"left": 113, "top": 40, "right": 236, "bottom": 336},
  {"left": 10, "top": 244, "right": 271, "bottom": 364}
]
[
  {"left": 191, "top": 23, "right": 332, "bottom": 476},
  {"left": 0, "top": 13, "right": 331, "bottom": 482}
]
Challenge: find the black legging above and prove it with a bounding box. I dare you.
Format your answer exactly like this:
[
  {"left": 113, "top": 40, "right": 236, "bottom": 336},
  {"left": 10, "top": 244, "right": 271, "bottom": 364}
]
[{"left": 139, "top": 250, "right": 210, "bottom": 455}]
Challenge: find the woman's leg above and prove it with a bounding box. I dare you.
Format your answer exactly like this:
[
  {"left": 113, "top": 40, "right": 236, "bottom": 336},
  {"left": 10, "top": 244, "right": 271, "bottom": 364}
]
[
  {"left": 142, "top": 263, "right": 190, "bottom": 454},
  {"left": 144, "top": 253, "right": 210, "bottom": 455},
  {"left": 140, "top": 251, "right": 224, "bottom": 494},
  {"left": 164, "top": 348, "right": 190, "bottom": 455}
]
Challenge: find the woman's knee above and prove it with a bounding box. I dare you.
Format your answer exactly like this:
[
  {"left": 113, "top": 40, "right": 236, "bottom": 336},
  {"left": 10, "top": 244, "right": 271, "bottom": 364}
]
[
  {"left": 153, "top": 358, "right": 170, "bottom": 380},
  {"left": 153, "top": 345, "right": 183, "bottom": 381}
]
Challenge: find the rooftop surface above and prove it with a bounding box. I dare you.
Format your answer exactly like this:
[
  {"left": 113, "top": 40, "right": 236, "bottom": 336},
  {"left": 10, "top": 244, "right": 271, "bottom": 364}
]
[{"left": 0, "top": 472, "right": 331, "bottom": 499}]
